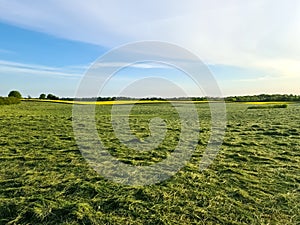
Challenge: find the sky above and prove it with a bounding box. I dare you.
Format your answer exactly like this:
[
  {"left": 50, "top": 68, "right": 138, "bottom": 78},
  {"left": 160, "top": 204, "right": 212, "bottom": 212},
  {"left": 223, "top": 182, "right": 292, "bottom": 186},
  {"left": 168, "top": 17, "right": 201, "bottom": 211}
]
[{"left": 0, "top": 0, "right": 300, "bottom": 97}]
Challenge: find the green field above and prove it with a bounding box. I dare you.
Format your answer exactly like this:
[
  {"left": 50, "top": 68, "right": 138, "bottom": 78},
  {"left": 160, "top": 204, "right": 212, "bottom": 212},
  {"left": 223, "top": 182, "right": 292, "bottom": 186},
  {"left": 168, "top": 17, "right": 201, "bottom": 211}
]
[{"left": 1, "top": 101, "right": 300, "bottom": 224}]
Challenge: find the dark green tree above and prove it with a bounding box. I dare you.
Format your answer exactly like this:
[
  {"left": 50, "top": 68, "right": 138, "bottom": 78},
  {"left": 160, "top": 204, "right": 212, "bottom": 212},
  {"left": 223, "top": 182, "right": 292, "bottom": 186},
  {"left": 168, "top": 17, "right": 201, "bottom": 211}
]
[
  {"left": 39, "top": 93, "right": 46, "bottom": 99},
  {"left": 47, "top": 94, "right": 59, "bottom": 100},
  {"left": 8, "top": 90, "right": 22, "bottom": 99}
]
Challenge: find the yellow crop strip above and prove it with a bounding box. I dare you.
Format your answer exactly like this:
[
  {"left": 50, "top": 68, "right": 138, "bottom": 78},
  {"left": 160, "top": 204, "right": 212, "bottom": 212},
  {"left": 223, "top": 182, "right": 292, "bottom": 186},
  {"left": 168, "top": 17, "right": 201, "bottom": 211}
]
[
  {"left": 22, "top": 99, "right": 210, "bottom": 105},
  {"left": 242, "top": 101, "right": 290, "bottom": 105},
  {"left": 23, "top": 99, "right": 294, "bottom": 105},
  {"left": 22, "top": 99, "right": 169, "bottom": 105}
]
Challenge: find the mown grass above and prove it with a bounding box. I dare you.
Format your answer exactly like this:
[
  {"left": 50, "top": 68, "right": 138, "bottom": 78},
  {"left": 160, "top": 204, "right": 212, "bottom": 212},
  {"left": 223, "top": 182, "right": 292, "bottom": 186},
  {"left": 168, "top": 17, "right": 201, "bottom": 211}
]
[{"left": 0, "top": 101, "right": 299, "bottom": 224}]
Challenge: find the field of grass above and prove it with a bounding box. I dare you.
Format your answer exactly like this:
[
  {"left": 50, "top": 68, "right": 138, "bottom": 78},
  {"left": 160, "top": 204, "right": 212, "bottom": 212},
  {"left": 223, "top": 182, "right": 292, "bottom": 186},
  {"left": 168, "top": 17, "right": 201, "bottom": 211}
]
[{"left": 1, "top": 101, "right": 300, "bottom": 224}]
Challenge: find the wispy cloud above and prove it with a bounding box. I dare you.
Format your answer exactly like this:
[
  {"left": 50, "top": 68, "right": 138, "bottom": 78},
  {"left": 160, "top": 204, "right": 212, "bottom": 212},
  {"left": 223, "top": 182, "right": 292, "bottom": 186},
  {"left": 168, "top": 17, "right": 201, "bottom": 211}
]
[
  {"left": 0, "top": 48, "right": 15, "bottom": 54},
  {"left": 93, "top": 61, "right": 170, "bottom": 69},
  {"left": 0, "top": 0, "right": 300, "bottom": 94},
  {"left": 234, "top": 75, "right": 280, "bottom": 83},
  {"left": 0, "top": 60, "right": 84, "bottom": 78}
]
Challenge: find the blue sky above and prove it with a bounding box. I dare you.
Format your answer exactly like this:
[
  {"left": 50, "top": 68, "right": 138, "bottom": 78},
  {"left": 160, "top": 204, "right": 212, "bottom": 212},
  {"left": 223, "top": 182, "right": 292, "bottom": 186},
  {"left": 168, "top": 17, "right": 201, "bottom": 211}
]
[
  {"left": 0, "top": 22, "right": 105, "bottom": 97},
  {"left": 0, "top": 0, "right": 300, "bottom": 97}
]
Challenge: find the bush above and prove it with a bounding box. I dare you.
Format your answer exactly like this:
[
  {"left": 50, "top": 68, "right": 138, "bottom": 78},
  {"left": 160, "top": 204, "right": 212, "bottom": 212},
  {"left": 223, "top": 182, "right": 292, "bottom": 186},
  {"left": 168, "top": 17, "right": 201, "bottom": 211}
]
[
  {"left": 8, "top": 90, "right": 22, "bottom": 99},
  {"left": 0, "top": 97, "right": 21, "bottom": 105}
]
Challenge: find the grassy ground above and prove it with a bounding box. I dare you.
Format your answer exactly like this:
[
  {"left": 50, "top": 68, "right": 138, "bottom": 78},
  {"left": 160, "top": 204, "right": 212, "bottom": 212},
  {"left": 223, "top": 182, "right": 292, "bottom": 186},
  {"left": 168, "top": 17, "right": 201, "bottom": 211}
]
[{"left": 0, "top": 101, "right": 299, "bottom": 224}]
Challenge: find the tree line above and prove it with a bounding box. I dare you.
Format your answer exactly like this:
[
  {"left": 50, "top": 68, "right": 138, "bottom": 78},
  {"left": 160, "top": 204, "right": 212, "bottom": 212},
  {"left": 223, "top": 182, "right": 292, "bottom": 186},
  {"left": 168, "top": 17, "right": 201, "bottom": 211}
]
[
  {"left": 59, "top": 94, "right": 300, "bottom": 102},
  {"left": 39, "top": 93, "right": 59, "bottom": 100},
  {"left": 0, "top": 91, "right": 61, "bottom": 105},
  {"left": 225, "top": 94, "right": 300, "bottom": 102},
  {"left": 1, "top": 90, "right": 300, "bottom": 105}
]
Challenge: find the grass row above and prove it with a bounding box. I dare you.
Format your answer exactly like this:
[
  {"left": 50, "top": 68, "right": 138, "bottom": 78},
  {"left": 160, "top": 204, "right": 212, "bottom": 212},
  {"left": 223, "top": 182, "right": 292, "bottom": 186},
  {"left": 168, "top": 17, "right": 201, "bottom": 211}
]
[{"left": 247, "top": 104, "right": 288, "bottom": 109}]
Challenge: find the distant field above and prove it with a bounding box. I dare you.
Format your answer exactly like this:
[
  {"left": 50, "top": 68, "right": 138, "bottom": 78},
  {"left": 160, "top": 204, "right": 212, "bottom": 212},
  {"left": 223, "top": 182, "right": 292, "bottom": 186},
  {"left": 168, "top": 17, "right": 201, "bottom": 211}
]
[{"left": 1, "top": 101, "right": 299, "bottom": 224}]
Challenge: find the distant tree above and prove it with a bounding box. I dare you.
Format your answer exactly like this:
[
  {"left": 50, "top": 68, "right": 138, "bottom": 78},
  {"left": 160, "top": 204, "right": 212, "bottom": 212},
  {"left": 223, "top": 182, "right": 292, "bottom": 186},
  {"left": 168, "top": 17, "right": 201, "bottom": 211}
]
[
  {"left": 39, "top": 93, "right": 46, "bottom": 99},
  {"left": 8, "top": 90, "right": 22, "bottom": 99},
  {"left": 47, "top": 94, "right": 59, "bottom": 100}
]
